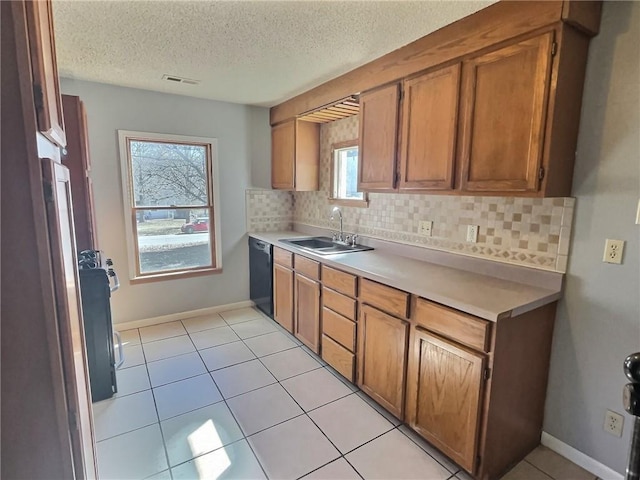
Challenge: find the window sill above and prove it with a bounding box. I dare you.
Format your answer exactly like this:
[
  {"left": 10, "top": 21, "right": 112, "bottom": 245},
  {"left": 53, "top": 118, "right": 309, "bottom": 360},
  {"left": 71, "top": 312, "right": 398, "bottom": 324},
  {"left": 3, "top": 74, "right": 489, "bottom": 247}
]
[
  {"left": 328, "top": 197, "right": 369, "bottom": 208},
  {"left": 130, "top": 267, "right": 223, "bottom": 284}
]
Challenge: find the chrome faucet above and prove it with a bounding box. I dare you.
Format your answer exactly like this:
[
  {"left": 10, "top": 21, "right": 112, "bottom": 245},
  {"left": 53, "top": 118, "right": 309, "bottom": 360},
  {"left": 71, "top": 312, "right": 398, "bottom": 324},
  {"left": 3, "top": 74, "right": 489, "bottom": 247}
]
[{"left": 330, "top": 206, "right": 345, "bottom": 243}]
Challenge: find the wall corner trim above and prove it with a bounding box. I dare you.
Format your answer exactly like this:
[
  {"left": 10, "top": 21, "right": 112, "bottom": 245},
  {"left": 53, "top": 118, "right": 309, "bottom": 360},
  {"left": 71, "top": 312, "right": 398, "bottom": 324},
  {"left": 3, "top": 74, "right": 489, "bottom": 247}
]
[
  {"left": 541, "top": 432, "right": 624, "bottom": 480},
  {"left": 113, "top": 300, "right": 255, "bottom": 331}
]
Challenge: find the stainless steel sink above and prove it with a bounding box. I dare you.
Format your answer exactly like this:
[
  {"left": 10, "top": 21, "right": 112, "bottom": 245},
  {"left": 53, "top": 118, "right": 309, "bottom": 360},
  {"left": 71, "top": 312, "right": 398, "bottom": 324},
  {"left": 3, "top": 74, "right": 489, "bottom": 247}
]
[{"left": 281, "top": 236, "right": 373, "bottom": 255}]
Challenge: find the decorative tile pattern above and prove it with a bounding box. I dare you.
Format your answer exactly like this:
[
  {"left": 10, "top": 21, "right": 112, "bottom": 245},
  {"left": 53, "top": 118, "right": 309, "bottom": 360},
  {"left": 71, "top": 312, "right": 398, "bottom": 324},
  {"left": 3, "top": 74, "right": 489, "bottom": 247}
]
[
  {"left": 246, "top": 189, "right": 293, "bottom": 232},
  {"left": 246, "top": 115, "right": 576, "bottom": 273}
]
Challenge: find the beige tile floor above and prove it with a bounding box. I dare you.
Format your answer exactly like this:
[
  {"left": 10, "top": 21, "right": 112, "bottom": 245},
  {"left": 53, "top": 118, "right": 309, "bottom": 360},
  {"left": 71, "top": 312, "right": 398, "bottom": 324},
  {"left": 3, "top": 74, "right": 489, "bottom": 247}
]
[{"left": 96, "top": 306, "right": 598, "bottom": 480}]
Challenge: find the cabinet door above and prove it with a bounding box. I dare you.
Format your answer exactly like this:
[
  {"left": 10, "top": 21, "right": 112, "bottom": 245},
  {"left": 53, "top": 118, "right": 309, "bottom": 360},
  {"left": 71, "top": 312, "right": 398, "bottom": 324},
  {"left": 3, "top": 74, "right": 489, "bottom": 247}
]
[
  {"left": 62, "top": 95, "right": 98, "bottom": 251},
  {"left": 406, "top": 328, "right": 485, "bottom": 473},
  {"left": 294, "top": 273, "right": 321, "bottom": 353},
  {"left": 358, "top": 83, "right": 400, "bottom": 192},
  {"left": 42, "top": 158, "right": 97, "bottom": 478},
  {"left": 458, "top": 32, "right": 554, "bottom": 193},
  {"left": 399, "top": 64, "right": 460, "bottom": 191},
  {"left": 25, "top": 0, "right": 66, "bottom": 148},
  {"left": 357, "top": 304, "right": 409, "bottom": 419},
  {"left": 294, "top": 120, "right": 320, "bottom": 191},
  {"left": 272, "top": 120, "right": 295, "bottom": 189},
  {"left": 273, "top": 264, "right": 294, "bottom": 333}
]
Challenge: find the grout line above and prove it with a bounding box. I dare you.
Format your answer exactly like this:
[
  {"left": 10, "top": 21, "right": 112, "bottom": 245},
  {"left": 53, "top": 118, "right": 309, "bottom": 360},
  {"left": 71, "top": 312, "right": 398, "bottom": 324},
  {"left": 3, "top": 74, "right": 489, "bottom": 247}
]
[
  {"left": 523, "top": 459, "right": 557, "bottom": 480},
  {"left": 142, "top": 345, "right": 174, "bottom": 479},
  {"left": 185, "top": 332, "right": 271, "bottom": 480},
  {"left": 395, "top": 423, "right": 461, "bottom": 475},
  {"left": 94, "top": 419, "right": 161, "bottom": 444}
]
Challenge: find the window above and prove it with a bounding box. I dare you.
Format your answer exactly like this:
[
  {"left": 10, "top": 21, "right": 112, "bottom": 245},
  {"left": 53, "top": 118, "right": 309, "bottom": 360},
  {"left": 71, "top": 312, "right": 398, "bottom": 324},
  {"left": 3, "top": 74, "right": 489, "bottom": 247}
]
[
  {"left": 330, "top": 140, "right": 367, "bottom": 207},
  {"left": 118, "top": 131, "right": 221, "bottom": 281}
]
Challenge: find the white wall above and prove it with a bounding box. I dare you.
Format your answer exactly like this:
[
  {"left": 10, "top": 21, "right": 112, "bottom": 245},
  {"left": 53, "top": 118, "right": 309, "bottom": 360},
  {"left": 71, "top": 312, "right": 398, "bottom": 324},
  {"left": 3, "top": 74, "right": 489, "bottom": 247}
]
[
  {"left": 61, "top": 79, "right": 271, "bottom": 324},
  {"left": 543, "top": 2, "right": 640, "bottom": 473}
]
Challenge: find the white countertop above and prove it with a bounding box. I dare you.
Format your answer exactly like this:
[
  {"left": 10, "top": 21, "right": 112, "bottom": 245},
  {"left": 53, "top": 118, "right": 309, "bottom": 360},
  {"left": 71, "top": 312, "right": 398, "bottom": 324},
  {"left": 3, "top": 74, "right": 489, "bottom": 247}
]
[{"left": 250, "top": 231, "right": 562, "bottom": 322}]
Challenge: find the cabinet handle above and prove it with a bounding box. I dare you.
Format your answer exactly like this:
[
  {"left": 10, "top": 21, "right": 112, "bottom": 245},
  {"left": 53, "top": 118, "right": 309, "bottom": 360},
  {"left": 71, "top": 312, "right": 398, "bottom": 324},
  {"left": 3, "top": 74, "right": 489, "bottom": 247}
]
[{"left": 108, "top": 269, "right": 120, "bottom": 292}]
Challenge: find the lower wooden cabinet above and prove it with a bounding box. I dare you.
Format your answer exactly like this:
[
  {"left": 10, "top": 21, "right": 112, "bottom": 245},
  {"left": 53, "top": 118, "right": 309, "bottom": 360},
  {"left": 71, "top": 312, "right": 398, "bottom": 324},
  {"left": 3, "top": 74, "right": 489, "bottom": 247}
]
[
  {"left": 321, "top": 334, "right": 355, "bottom": 382},
  {"left": 357, "top": 304, "right": 409, "bottom": 419},
  {"left": 294, "top": 272, "right": 321, "bottom": 353},
  {"left": 273, "top": 263, "right": 294, "bottom": 332},
  {"left": 406, "top": 328, "right": 486, "bottom": 473}
]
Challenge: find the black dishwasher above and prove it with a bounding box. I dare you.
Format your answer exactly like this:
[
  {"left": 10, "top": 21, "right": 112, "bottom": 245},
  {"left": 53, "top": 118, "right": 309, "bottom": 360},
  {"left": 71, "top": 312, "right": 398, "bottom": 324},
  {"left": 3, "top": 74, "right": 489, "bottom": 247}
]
[{"left": 249, "top": 237, "right": 273, "bottom": 318}]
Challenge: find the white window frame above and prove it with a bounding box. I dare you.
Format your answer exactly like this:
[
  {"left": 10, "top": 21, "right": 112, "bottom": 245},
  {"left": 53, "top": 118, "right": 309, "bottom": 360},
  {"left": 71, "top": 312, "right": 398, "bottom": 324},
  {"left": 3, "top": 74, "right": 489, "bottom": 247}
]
[
  {"left": 329, "top": 140, "right": 368, "bottom": 208},
  {"left": 118, "top": 130, "right": 222, "bottom": 282}
]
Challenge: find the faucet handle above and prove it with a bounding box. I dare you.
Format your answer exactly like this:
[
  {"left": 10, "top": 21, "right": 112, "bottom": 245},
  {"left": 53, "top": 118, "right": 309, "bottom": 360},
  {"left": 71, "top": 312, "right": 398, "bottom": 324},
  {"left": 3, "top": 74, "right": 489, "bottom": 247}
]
[
  {"left": 351, "top": 234, "right": 358, "bottom": 246},
  {"left": 331, "top": 232, "right": 338, "bottom": 242}
]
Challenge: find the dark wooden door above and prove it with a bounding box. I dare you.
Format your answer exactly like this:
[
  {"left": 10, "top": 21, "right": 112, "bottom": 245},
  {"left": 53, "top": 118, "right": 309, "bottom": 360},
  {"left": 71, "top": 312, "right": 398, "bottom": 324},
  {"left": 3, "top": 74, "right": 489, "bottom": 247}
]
[
  {"left": 458, "top": 32, "right": 554, "bottom": 193},
  {"left": 399, "top": 64, "right": 460, "bottom": 191},
  {"left": 25, "top": 0, "right": 66, "bottom": 147},
  {"left": 42, "top": 158, "right": 97, "bottom": 479},
  {"left": 62, "top": 95, "right": 98, "bottom": 251}
]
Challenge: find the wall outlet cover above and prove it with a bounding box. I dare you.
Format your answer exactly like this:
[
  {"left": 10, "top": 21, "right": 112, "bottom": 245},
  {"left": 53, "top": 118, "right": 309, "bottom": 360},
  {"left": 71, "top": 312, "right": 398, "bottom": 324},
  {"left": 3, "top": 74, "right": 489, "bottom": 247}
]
[
  {"left": 603, "top": 239, "right": 625, "bottom": 264},
  {"left": 419, "top": 220, "right": 433, "bottom": 237},
  {"left": 604, "top": 410, "right": 624, "bottom": 437},
  {"left": 636, "top": 199, "right": 640, "bottom": 225},
  {"left": 466, "top": 225, "right": 479, "bottom": 243}
]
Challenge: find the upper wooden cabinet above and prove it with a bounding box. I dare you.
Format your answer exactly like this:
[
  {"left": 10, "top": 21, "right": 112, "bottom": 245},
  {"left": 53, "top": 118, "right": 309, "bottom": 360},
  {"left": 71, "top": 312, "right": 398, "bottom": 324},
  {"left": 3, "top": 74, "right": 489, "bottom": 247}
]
[
  {"left": 62, "top": 95, "right": 98, "bottom": 251},
  {"left": 274, "top": 1, "right": 600, "bottom": 198},
  {"left": 25, "top": 0, "right": 66, "bottom": 148},
  {"left": 358, "top": 83, "right": 400, "bottom": 192},
  {"left": 271, "top": 119, "right": 319, "bottom": 191},
  {"left": 399, "top": 64, "right": 460, "bottom": 191},
  {"left": 458, "top": 33, "right": 554, "bottom": 193}
]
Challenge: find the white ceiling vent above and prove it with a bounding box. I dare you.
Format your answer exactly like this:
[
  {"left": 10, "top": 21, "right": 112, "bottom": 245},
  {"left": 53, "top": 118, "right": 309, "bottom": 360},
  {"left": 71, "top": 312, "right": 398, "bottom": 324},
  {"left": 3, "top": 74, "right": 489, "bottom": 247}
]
[{"left": 161, "top": 74, "right": 200, "bottom": 86}]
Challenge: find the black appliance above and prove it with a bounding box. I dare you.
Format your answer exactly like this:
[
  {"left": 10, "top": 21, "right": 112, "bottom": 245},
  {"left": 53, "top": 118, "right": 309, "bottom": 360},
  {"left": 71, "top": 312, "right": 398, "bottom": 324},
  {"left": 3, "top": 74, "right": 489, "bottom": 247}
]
[
  {"left": 249, "top": 238, "right": 273, "bottom": 317},
  {"left": 78, "top": 250, "right": 122, "bottom": 402},
  {"left": 624, "top": 352, "right": 640, "bottom": 479}
]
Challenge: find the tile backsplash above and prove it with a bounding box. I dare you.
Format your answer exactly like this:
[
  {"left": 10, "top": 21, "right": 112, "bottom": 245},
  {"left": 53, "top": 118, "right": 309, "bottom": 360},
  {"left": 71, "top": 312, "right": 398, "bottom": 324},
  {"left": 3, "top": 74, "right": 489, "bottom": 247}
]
[
  {"left": 247, "top": 116, "right": 575, "bottom": 273},
  {"left": 246, "top": 189, "right": 293, "bottom": 233}
]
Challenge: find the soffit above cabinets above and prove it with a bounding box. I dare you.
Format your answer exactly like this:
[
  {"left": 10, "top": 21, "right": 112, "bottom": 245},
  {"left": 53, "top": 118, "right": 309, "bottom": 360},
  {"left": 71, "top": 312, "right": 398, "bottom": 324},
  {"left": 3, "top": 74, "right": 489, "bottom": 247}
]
[
  {"left": 298, "top": 96, "right": 359, "bottom": 124},
  {"left": 52, "top": 1, "right": 495, "bottom": 107}
]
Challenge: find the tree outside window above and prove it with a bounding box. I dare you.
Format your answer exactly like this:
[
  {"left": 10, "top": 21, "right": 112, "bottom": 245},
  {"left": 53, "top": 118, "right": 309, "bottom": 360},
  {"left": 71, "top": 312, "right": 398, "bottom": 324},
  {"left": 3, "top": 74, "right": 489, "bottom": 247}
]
[{"left": 118, "top": 131, "right": 221, "bottom": 281}]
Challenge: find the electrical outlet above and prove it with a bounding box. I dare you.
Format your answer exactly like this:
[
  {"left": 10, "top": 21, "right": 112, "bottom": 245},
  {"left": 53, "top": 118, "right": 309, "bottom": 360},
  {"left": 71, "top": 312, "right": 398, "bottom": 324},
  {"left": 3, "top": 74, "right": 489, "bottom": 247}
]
[
  {"left": 466, "top": 225, "right": 479, "bottom": 243},
  {"left": 604, "top": 410, "right": 624, "bottom": 437},
  {"left": 603, "top": 239, "right": 625, "bottom": 264},
  {"left": 636, "top": 199, "right": 640, "bottom": 225},
  {"left": 419, "top": 220, "right": 433, "bottom": 237}
]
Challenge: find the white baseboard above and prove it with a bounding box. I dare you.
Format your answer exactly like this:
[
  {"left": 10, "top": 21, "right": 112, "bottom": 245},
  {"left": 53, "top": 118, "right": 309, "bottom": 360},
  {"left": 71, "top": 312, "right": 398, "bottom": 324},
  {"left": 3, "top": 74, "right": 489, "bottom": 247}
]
[
  {"left": 541, "top": 432, "right": 623, "bottom": 480},
  {"left": 113, "top": 300, "right": 255, "bottom": 331}
]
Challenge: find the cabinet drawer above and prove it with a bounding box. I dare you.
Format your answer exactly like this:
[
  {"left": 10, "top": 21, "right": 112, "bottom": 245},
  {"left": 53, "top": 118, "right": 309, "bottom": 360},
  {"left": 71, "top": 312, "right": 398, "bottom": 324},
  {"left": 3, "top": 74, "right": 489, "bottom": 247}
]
[
  {"left": 414, "top": 298, "right": 490, "bottom": 352},
  {"left": 323, "top": 288, "right": 356, "bottom": 320},
  {"left": 322, "top": 307, "right": 356, "bottom": 352},
  {"left": 274, "top": 247, "right": 293, "bottom": 268},
  {"left": 294, "top": 255, "right": 320, "bottom": 280},
  {"left": 359, "top": 278, "right": 409, "bottom": 318},
  {"left": 322, "top": 265, "right": 357, "bottom": 297},
  {"left": 322, "top": 335, "right": 355, "bottom": 382}
]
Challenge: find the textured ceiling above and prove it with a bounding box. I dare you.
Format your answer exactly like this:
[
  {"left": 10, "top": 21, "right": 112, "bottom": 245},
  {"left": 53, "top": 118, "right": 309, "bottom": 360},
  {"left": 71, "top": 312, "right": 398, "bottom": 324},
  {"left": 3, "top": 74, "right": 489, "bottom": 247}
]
[{"left": 53, "top": 1, "right": 494, "bottom": 107}]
